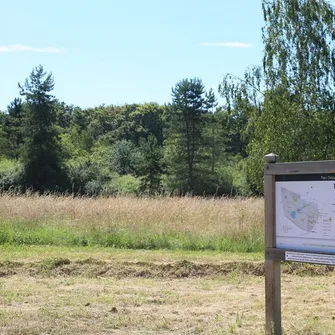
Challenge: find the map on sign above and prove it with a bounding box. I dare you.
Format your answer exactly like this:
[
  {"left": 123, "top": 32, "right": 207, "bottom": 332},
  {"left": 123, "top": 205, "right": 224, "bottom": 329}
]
[
  {"left": 276, "top": 174, "right": 335, "bottom": 253},
  {"left": 280, "top": 187, "right": 320, "bottom": 233}
]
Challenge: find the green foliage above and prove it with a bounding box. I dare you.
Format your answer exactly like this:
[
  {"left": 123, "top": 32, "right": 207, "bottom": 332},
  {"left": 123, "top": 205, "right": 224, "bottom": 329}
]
[
  {"left": 67, "top": 158, "right": 103, "bottom": 195},
  {"left": 19, "top": 65, "right": 69, "bottom": 192},
  {"left": 66, "top": 145, "right": 113, "bottom": 196},
  {"left": 0, "top": 125, "right": 9, "bottom": 157},
  {"left": 165, "top": 78, "right": 219, "bottom": 195},
  {"left": 0, "top": 158, "right": 23, "bottom": 192},
  {"left": 129, "top": 103, "right": 165, "bottom": 145},
  {"left": 0, "top": 157, "right": 19, "bottom": 174},
  {"left": 60, "top": 127, "right": 89, "bottom": 159},
  {"left": 135, "top": 135, "right": 163, "bottom": 194},
  {"left": 112, "top": 139, "right": 137, "bottom": 175},
  {"left": 114, "top": 174, "right": 141, "bottom": 195},
  {"left": 246, "top": 0, "right": 335, "bottom": 192},
  {"left": 220, "top": 0, "right": 335, "bottom": 194},
  {"left": 2, "top": 98, "right": 26, "bottom": 159},
  {"left": 262, "top": 0, "right": 335, "bottom": 102},
  {"left": 2, "top": 65, "right": 238, "bottom": 196},
  {"left": 9, "top": 1, "right": 335, "bottom": 198},
  {"left": 65, "top": 142, "right": 142, "bottom": 196}
]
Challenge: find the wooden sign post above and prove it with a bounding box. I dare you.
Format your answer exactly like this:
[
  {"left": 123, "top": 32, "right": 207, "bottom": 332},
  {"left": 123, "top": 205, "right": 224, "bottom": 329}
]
[
  {"left": 264, "top": 153, "right": 281, "bottom": 335},
  {"left": 264, "top": 154, "right": 335, "bottom": 335}
]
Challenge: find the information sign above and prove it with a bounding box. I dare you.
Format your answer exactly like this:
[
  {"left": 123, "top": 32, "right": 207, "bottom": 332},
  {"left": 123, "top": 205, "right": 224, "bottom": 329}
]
[{"left": 276, "top": 174, "right": 335, "bottom": 253}]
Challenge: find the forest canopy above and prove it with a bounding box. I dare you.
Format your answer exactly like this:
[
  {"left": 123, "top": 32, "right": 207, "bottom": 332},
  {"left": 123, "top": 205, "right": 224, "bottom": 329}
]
[{"left": 1, "top": 0, "right": 335, "bottom": 196}]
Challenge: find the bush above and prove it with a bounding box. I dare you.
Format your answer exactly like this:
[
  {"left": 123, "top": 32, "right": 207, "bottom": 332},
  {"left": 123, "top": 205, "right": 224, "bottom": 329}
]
[
  {"left": 114, "top": 174, "right": 141, "bottom": 195},
  {"left": 0, "top": 158, "right": 23, "bottom": 192},
  {"left": 66, "top": 157, "right": 110, "bottom": 195}
]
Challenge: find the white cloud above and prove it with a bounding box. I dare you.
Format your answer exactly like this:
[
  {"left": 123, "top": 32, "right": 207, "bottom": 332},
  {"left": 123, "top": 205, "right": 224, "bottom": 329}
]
[
  {"left": 199, "top": 42, "right": 253, "bottom": 48},
  {"left": 0, "top": 44, "right": 65, "bottom": 53}
]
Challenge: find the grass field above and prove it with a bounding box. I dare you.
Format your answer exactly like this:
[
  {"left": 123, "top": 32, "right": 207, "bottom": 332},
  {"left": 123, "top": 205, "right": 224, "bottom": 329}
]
[
  {"left": 1, "top": 195, "right": 335, "bottom": 334},
  {"left": 0, "top": 194, "right": 264, "bottom": 252},
  {"left": 1, "top": 246, "right": 335, "bottom": 335}
]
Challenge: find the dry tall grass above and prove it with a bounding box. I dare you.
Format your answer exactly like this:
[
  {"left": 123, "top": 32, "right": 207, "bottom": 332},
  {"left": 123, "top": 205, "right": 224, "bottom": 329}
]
[{"left": 0, "top": 194, "right": 264, "bottom": 237}]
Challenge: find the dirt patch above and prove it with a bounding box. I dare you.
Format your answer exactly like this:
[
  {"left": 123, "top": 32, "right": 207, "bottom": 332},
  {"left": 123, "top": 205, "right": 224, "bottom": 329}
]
[{"left": 1, "top": 258, "right": 334, "bottom": 278}]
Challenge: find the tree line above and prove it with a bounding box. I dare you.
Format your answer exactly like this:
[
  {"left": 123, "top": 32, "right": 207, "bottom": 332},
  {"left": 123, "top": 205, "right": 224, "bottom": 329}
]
[
  {"left": 0, "top": 70, "right": 243, "bottom": 196},
  {"left": 1, "top": 0, "right": 335, "bottom": 196}
]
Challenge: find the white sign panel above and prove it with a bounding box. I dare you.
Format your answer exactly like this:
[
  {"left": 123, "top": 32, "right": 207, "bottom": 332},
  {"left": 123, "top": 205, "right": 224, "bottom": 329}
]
[
  {"left": 276, "top": 174, "right": 335, "bottom": 253},
  {"left": 285, "top": 251, "right": 335, "bottom": 265}
]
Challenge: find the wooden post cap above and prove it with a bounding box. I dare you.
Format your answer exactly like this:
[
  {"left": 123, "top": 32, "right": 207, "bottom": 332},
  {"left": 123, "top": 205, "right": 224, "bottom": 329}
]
[{"left": 264, "top": 153, "right": 279, "bottom": 164}]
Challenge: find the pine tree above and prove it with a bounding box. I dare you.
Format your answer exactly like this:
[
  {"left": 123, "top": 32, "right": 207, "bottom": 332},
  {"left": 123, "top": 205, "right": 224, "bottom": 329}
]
[
  {"left": 19, "top": 65, "right": 69, "bottom": 192},
  {"left": 2, "top": 98, "right": 25, "bottom": 159},
  {"left": 165, "top": 78, "right": 216, "bottom": 194}
]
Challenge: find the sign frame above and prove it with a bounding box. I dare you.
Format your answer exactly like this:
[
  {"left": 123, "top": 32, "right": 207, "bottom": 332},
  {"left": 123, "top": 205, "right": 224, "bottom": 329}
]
[{"left": 264, "top": 156, "right": 335, "bottom": 335}]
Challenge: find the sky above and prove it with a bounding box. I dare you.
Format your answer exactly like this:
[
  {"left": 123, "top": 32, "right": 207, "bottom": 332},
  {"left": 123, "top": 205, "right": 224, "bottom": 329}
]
[{"left": 0, "top": 0, "right": 266, "bottom": 111}]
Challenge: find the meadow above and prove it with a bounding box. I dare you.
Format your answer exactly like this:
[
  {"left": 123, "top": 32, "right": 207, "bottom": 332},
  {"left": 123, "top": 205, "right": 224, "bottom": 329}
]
[
  {"left": 1, "top": 194, "right": 335, "bottom": 334},
  {"left": 0, "top": 194, "right": 264, "bottom": 252}
]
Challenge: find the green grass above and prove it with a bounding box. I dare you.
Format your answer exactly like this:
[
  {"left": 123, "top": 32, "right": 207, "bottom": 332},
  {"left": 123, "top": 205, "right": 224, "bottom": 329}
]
[{"left": 0, "top": 220, "right": 264, "bottom": 252}]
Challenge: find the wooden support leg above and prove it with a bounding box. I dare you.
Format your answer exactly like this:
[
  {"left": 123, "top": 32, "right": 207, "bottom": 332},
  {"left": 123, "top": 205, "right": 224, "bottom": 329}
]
[{"left": 265, "top": 259, "right": 281, "bottom": 335}]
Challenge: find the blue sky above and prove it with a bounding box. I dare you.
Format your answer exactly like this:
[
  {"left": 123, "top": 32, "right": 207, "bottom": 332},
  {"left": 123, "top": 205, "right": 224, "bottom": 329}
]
[{"left": 0, "top": 0, "right": 265, "bottom": 111}]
